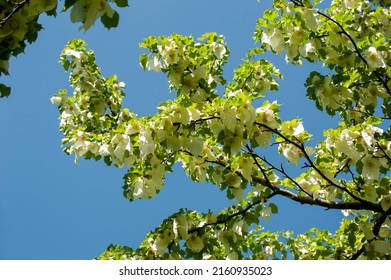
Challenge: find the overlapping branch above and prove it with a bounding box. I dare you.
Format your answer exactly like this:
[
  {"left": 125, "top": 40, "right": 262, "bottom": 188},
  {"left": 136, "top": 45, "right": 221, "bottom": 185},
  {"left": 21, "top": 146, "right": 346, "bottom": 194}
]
[{"left": 290, "top": 0, "right": 391, "bottom": 95}]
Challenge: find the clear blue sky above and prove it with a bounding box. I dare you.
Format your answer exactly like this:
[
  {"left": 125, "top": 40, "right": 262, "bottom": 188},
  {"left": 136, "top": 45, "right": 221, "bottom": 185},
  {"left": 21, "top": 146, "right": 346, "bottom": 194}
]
[{"left": 0, "top": 0, "right": 341, "bottom": 259}]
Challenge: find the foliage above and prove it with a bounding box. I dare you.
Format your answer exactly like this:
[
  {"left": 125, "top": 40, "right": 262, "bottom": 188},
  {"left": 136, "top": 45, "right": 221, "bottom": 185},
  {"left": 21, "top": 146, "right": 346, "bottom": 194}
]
[
  {"left": 0, "top": 0, "right": 128, "bottom": 97},
  {"left": 52, "top": 0, "right": 391, "bottom": 259}
]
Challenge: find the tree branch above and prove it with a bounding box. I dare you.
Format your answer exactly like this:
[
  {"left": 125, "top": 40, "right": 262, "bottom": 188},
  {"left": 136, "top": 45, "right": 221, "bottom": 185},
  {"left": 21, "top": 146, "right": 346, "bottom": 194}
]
[
  {"left": 246, "top": 144, "right": 314, "bottom": 198},
  {"left": 350, "top": 210, "right": 391, "bottom": 259},
  {"left": 255, "top": 121, "right": 369, "bottom": 204},
  {"left": 289, "top": 0, "right": 391, "bottom": 95},
  {"left": 245, "top": 139, "right": 384, "bottom": 213},
  {"left": 188, "top": 192, "right": 278, "bottom": 234},
  {"left": 0, "top": 0, "right": 30, "bottom": 29},
  {"left": 317, "top": 10, "right": 390, "bottom": 95}
]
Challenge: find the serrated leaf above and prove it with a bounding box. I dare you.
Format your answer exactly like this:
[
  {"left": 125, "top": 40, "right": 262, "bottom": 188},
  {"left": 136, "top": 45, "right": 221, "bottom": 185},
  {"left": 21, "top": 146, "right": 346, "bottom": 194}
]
[{"left": 101, "top": 11, "right": 119, "bottom": 29}]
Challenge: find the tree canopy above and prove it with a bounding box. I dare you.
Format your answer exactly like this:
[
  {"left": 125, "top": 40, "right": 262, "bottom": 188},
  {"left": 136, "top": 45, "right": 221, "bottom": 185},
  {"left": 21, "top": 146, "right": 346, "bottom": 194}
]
[
  {"left": 0, "top": 0, "right": 128, "bottom": 98},
  {"left": 21, "top": 0, "right": 391, "bottom": 259}
]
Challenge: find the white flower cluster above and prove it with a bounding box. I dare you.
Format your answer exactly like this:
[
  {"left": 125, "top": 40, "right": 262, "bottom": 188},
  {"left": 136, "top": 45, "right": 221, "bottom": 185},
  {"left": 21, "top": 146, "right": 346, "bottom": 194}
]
[
  {"left": 325, "top": 124, "right": 389, "bottom": 182},
  {"left": 142, "top": 33, "right": 228, "bottom": 101}
]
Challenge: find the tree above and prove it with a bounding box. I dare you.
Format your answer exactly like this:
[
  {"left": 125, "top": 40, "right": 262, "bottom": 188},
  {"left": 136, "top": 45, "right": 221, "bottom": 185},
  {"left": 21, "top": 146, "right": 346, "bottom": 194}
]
[
  {"left": 0, "top": 0, "right": 128, "bottom": 98},
  {"left": 51, "top": 0, "right": 391, "bottom": 259}
]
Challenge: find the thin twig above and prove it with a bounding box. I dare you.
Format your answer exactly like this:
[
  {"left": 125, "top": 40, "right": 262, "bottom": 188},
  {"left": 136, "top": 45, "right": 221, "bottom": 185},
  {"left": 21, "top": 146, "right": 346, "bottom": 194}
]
[{"left": 0, "top": 0, "right": 30, "bottom": 28}]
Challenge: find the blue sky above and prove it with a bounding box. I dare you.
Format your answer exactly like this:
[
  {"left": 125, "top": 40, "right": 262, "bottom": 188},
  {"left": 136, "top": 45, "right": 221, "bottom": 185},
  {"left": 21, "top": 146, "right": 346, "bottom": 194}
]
[{"left": 0, "top": 0, "right": 342, "bottom": 259}]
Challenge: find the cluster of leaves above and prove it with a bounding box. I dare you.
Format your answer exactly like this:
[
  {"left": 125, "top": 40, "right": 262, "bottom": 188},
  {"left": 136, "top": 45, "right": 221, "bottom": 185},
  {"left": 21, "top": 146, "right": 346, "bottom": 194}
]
[
  {"left": 52, "top": 0, "right": 391, "bottom": 259},
  {"left": 0, "top": 0, "right": 128, "bottom": 98}
]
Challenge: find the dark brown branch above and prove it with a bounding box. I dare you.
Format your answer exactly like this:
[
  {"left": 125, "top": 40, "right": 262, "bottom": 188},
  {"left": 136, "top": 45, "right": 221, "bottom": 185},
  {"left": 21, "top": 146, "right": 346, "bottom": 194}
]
[
  {"left": 188, "top": 192, "right": 278, "bottom": 234},
  {"left": 245, "top": 139, "right": 384, "bottom": 213},
  {"left": 246, "top": 144, "right": 314, "bottom": 198},
  {"left": 316, "top": 12, "right": 390, "bottom": 95},
  {"left": 172, "top": 116, "right": 220, "bottom": 128},
  {"left": 289, "top": 0, "right": 391, "bottom": 95},
  {"left": 350, "top": 210, "right": 391, "bottom": 259},
  {"left": 377, "top": 143, "right": 391, "bottom": 161},
  {"left": 255, "top": 121, "right": 368, "bottom": 204}
]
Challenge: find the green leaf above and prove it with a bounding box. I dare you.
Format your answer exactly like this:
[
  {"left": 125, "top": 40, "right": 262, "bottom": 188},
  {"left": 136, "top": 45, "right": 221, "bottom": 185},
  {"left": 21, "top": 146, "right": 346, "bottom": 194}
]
[
  {"left": 115, "top": 0, "right": 129, "bottom": 7},
  {"left": 269, "top": 203, "right": 278, "bottom": 214},
  {"left": 0, "top": 83, "right": 11, "bottom": 98},
  {"left": 63, "top": 0, "right": 78, "bottom": 11},
  {"left": 26, "top": 21, "right": 43, "bottom": 44},
  {"left": 101, "top": 11, "right": 120, "bottom": 29},
  {"left": 139, "top": 54, "right": 149, "bottom": 70},
  {"left": 46, "top": 4, "right": 58, "bottom": 16}
]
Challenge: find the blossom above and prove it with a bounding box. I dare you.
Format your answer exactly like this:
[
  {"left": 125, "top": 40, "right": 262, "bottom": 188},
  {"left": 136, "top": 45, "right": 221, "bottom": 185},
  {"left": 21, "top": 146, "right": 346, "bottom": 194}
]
[
  {"left": 290, "top": 27, "right": 306, "bottom": 45},
  {"left": 168, "top": 70, "right": 182, "bottom": 88},
  {"left": 361, "top": 155, "right": 381, "bottom": 181},
  {"left": 146, "top": 56, "right": 162, "bottom": 72},
  {"left": 361, "top": 125, "right": 383, "bottom": 148},
  {"left": 98, "top": 143, "right": 112, "bottom": 156},
  {"left": 50, "top": 96, "right": 63, "bottom": 105},
  {"left": 181, "top": 73, "right": 199, "bottom": 95},
  {"left": 173, "top": 215, "right": 189, "bottom": 240},
  {"left": 133, "top": 177, "right": 157, "bottom": 199},
  {"left": 152, "top": 233, "right": 170, "bottom": 255},
  {"left": 280, "top": 120, "right": 305, "bottom": 141},
  {"left": 186, "top": 236, "right": 204, "bottom": 252},
  {"left": 236, "top": 102, "right": 256, "bottom": 126},
  {"left": 302, "top": 9, "right": 318, "bottom": 30},
  {"left": 265, "top": 246, "right": 274, "bottom": 256},
  {"left": 232, "top": 220, "right": 247, "bottom": 236},
  {"left": 260, "top": 207, "right": 271, "bottom": 222},
  {"left": 365, "top": 47, "right": 386, "bottom": 69},
  {"left": 236, "top": 157, "right": 253, "bottom": 181},
  {"left": 253, "top": 130, "right": 273, "bottom": 147},
  {"left": 139, "top": 128, "right": 156, "bottom": 158},
  {"left": 160, "top": 46, "right": 180, "bottom": 66},
  {"left": 224, "top": 172, "right": 242, "bottom": 188},
  {"left": 343, "top": 0, "right": 355, "bottom": 8},
  {"left": 187, "top": 137, "right": 204, "bottom": 156},
  {"left": 170, "top": 104, "right": 190, "bottom": 124},
  {"left": 299, "top": 40, "right": 317, "bottom": 61},
  {"left": 220, "top": 107, "right": 237, "bottom": 132},
  {"left": 279, "top": 143, "right": 303, "bottom": 165},
  {"left": 166, "top": 136, "right": 182, "bottom": 151},
  {"left": 335, "top": 129, "right": 362, "bottom": 161},
  {"left": 362, "top": 184, "right": 378, "bottom": 202},
  {"left": 256, "top": 102, "right": 279, "bottom": 129},
  {"left": 211, "top": 42, "right": 226, "bottom": 59},
  {"left": 219, "top": 230, "right": 234, "bottom": 251},
  {"left": 64, "top": 49, "right": 82, "bottom": 59},
  {"left": 224, "top": 134, "right": 244, "bottom": 154},
  {"left": 112, "top": 134, "right": 132, "bottom": 161},
  {"left": 211, "top": 165, "right": 224, "bottom": 185},
  {"left": 261, "top": 28, "right": 285, "bottom": 53}
]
